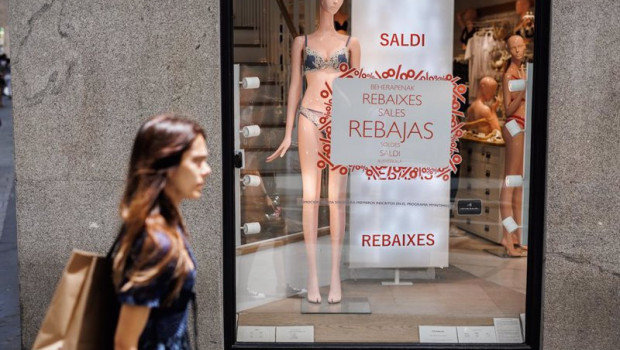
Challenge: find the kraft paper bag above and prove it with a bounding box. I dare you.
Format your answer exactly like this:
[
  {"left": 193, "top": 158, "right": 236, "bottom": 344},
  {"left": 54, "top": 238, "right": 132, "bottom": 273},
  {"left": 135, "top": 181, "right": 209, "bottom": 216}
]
[{"left": 32, "top": 250, "right": 119, "bottom": 350}]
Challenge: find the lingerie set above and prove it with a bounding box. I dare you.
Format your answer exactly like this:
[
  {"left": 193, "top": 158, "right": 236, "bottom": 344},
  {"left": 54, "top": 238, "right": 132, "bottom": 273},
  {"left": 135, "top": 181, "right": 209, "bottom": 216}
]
[
  {"left": 298, "top": 35, "right": 351, "bottom": 132},
  {"left": 506, "top": 72, "right": 526, "bottom": 129}
]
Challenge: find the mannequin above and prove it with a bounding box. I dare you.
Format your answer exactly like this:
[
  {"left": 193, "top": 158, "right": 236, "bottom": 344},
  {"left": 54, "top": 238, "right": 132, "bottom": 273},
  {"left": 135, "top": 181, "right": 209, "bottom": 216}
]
[
  {"left": 500, "top": 35, "right": 527, "bottom": 256},
  {"left": 514, "top": 0, "right": 534, "bottom": 40},
  {"left": 334, "top": 6, "right": 349, "bottom": 35},
  {"left": 457, "top": 8, "right": 478, "bottom": 50},
  {"left": 266, "top": 0, "right": 360, "bottom": 304},
  {"left": 464, "top": 76, "right": 501, "bottom": 137}
]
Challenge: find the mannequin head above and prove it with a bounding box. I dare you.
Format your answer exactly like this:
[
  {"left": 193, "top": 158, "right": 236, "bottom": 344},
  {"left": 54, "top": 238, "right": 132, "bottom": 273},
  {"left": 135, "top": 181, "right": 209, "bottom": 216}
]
[
  {"left": 321, "top": 0, "right": 344, "bottom": 15},
  {"left": 478, "top": 77, "right": 498, "bottom": 101},
  {"left": 515, "top": 0, "right": 531, "bottom": 17},
  {"left": 463, "top": 8, "right": 478, "bottom": 25},
  {"left": 508, "top": 35, "right": 526, "bottom": 62}
]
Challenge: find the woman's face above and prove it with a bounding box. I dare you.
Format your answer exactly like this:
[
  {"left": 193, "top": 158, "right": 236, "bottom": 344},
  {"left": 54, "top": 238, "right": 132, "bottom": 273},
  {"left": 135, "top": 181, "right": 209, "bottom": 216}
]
[
  {"left": 166, "top": 135, "right": 211, "bottom": 201},
  {"left": 321, "top": 0, "right": 344, "bottom": 15}
]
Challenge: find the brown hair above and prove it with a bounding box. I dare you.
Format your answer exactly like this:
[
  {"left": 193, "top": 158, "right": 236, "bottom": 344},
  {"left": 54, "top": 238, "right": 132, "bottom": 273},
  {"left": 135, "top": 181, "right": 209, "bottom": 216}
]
[{"left": 113, "top": 113, "right": 205, "bottom": 305}]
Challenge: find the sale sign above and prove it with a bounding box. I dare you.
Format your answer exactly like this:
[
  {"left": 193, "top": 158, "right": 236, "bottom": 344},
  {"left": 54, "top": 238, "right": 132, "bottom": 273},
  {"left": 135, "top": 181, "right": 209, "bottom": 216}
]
[
  {"left": 343, "top": 0, "right": 455, "bottom": 269},
  {"left": 331, "top": 79, "right": 452, "bottom": 167}
]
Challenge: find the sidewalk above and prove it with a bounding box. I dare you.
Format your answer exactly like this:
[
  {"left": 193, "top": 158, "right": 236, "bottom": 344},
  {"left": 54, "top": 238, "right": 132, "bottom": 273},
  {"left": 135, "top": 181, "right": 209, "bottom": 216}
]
[{"left": 0, "top": 100, "right": 21, "bottom": 349}]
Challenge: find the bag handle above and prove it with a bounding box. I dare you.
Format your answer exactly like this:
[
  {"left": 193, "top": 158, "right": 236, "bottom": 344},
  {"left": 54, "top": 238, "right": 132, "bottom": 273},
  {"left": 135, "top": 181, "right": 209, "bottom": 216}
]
[
  {"left": 191, "top": 292, "right": 199, "bottom": 350},
  {"left": 106, "top": 233, "right": 122, "bottom": 261}
]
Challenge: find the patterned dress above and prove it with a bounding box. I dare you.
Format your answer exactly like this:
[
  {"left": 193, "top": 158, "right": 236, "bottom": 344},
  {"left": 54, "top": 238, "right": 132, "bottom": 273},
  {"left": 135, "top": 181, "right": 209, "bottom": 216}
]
[{"left": 117, "top": 229, "right": 196, "bottom": 350}]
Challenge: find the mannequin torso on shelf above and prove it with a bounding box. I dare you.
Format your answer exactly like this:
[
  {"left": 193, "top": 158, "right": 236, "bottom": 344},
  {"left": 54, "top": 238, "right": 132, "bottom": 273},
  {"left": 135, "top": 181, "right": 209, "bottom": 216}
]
[
  {"left": 465, "top": 76, "right": 501, "bottom": 137},
  {"left": 266, "top": 0, "right": 360, "bottom": 305}
]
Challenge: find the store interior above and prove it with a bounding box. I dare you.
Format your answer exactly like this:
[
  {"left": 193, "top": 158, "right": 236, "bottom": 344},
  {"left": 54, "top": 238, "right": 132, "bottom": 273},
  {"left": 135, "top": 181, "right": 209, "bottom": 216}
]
[{"left": 232, "top": 0, "right": 534, "bottom": 343}]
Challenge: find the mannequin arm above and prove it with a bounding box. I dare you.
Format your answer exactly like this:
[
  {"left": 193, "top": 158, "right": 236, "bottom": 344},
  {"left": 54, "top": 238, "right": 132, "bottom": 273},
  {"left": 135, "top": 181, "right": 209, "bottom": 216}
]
[
  {"left": 266, "top": 36, "right": 304, "bottom": 162},
  {"left": 502, "top": 71, "right": 526, "bottom": 116},
  {"left": 349, "top": 37, "right": 361, "bottom": 69}
]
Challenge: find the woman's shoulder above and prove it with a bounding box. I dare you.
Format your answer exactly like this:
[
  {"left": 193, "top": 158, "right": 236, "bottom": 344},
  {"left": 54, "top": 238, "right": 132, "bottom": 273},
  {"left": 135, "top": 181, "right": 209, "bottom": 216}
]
[{"left": 135, "top": 218, "right": 178, "bottom": 258}]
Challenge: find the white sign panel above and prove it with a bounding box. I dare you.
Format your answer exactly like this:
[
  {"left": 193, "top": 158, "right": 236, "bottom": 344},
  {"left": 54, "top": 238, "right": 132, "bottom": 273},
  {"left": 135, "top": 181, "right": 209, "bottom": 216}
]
[
  {"left": 353, "top": 0, "right": 454, "bottom": 73},
  {"left": 419, "top": 326, "right": 459, "bottom": 343},
  {"left": 494, "top": 318, "right": 524, "bottom": 343},
  {"left": 237, "top": 326, "right": 276, "bottom": 342},
  {"left": 331, "top": 79, "right": 452, "bottom": 167},
  {"left": 344, "top": 0, "right": 454, "bottom": 268},
  {"left": 275, "top": 326, "right": 314, "bottom": 343},
  {"left": 457, "top": 326, "right": 498, "bottom": 343}
]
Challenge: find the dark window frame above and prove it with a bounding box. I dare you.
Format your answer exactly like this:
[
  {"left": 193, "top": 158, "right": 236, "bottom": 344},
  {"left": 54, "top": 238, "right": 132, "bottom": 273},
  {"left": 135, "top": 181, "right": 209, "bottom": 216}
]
[{"left": 221, "top": 0, "right": 551, "bottom": 348}]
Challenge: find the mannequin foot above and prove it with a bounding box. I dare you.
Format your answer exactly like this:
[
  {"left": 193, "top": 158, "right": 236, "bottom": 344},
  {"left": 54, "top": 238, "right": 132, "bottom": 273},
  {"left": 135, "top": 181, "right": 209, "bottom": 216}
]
[
  {"left": 510, "top": 233, "right": 527, "bottom": 251},
  {"left": 328, "top": 280, "right": 342, "bottom": 304},
  {"left": 501, "top": 235, "right": 523, "bottom": 257},
  {"left": 306, "top": 278, "right": 321, "bottom": 304}
]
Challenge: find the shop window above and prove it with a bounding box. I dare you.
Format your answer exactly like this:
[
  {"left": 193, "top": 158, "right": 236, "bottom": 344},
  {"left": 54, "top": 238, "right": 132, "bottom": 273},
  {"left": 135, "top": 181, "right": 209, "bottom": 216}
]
[{"left": 223, "top": 0, "right": 548, "bottom": 348}]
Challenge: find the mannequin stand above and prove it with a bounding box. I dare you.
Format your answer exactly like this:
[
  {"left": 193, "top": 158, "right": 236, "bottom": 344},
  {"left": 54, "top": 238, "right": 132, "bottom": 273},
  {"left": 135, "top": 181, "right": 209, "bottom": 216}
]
[
  {"left": 301, "top": 297, "right": 371, "bottom": 314},
  {"left": 381, "top": 269, "right": 413, "bottom": 286}
]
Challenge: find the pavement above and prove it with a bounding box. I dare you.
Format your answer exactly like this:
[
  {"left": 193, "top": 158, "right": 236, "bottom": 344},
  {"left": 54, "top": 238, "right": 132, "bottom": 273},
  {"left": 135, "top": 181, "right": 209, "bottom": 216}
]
[{"left": 0, "top": 99, "right": 21, "bottom": 349}]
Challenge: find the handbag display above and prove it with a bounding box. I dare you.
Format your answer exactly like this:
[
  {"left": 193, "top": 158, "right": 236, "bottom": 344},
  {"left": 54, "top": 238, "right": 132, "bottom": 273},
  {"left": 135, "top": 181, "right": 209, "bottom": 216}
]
[{"left": 32, "top": 241, "right": 120, "bottom": 349}]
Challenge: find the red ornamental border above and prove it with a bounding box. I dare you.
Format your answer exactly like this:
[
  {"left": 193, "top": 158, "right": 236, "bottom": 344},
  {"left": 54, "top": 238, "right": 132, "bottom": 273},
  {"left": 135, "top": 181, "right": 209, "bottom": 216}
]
[{"left": 315, "top": 63, "right": 467, "bottom": 181}]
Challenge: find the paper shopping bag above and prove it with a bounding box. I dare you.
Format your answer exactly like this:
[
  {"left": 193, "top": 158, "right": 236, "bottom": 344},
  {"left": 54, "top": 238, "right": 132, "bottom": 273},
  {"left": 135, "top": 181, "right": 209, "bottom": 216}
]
[{"left": 32, "top": 250, "right": 120, "bottom": 350}]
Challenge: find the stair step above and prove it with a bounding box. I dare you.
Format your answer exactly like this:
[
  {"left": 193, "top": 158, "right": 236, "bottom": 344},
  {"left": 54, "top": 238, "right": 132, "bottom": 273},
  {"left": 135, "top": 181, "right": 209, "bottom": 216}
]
[
  {"left": 234, "top": 46, "right": 268, "bottom": 63},
  {"left": 234, "top": 28, "right": 260, "bottom": 45},
  {"left": 240, "top": 105, "right": 286, "bottom": 127}
]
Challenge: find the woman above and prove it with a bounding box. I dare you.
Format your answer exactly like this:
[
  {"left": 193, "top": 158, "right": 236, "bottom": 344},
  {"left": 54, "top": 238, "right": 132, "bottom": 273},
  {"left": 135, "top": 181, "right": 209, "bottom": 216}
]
[
  {"left": 112, "top": 113, "right": 211, "bottom": 349},
  {"left": 266, "top": 0, "right": 360, "bottom": 304}
]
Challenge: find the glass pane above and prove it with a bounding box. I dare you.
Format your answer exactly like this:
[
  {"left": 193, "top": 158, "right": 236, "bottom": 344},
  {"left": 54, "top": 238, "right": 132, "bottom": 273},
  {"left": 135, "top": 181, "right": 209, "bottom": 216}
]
[{"left": 232, "top": 0, "right": 536, "bottom": 345}]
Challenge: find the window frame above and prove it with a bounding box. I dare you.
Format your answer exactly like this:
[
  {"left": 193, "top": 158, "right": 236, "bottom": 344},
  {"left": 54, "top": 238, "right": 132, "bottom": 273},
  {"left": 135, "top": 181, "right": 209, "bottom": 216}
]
[{"left": 221, "top": 0, "right": 551, "bottom": 348}]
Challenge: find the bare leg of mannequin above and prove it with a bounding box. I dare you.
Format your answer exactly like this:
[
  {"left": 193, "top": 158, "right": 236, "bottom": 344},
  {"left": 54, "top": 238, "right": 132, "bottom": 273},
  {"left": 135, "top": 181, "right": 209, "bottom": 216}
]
[
  {"left": 327, "top": 169, "right": 347, "bottom": 303},
  {"left": 511, "top": 141, "right": 525, "bottom": 250},
  {"left": 298, "top": 117, "right": 323, "bottom": 303},
  {"left": 500, "top": 126, "right": 524, "bottom": 256}
]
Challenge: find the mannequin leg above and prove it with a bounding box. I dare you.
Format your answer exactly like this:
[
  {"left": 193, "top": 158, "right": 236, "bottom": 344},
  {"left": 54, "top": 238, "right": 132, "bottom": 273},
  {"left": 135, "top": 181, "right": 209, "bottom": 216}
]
[
  {"left": 511, "top": 135, "right": 525, "bottom": 249},
  {"left": 298, "top": 116, "right": 323, "bottom": 303},
  {"left": 327, "top": 169, "right": 348, "bottom": 303},
  {"left": 500, "top": 126, "right": 523, "bottom": 256}
]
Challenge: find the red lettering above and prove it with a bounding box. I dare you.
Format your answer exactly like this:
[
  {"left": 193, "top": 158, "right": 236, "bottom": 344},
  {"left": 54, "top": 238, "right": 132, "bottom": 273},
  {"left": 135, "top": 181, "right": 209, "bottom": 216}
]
[
  {"left": 417, "top": 234, "right": 425, "bottom": 246},
  {"left": 410, "top": 34, "right": 420, "bottom": 46},
  {"left": 382, "top": 234, "right": 391, "bottom": 247},
  {"left": 362, "top": 234, "right": 370, "bottom": 247},
  {"left": 390, "top": 33, "right": 399, "bottom": 46},
  {"left": 393, "top": 234, "right": 401, "bottom": 246},
  {"left": 406, "top": 234, "right": 416, "bottom": 246},
  {"left": 349, "top": 120, "right": 361, "bottom": 137},
  {"left": 379, "top": 33, "right": 389, "bottom": 46},
  {"left": 424, "top": 122, "right": 434, "bottom": 139},
  {"left": 375, "top": 121, "right": 386, "bottom": 138},
  {"left": 427, "top": 233, "right": 435, "bottom": 246},
  {"left": 386, "top": 122, "right": 403, "bottom": 140},
  {"left": 372, "top": 235, "right": 380, "bottom": 247},
  {"left": 406, "top": 122, "right": 422, "bottom": 139},
  {"left": 362, "top": 93, "right": 370, "bottom": 104},
  {"left": 363, "top": 120, "right": 373, "bottom": 137}
]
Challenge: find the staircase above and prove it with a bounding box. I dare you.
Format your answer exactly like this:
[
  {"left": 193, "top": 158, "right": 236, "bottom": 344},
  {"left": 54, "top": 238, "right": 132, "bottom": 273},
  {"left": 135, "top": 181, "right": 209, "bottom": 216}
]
[{"left": 233, "top": 0, "right": 329, "bottom": 245}]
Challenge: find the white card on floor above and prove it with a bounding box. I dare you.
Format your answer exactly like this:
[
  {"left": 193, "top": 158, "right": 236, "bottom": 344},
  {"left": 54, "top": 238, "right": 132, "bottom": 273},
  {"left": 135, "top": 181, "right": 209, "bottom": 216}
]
[
  {"left": 520, "top": 313, "right": 526, "bottom": 339},
  {"left": 237, "top": 326, "right": 276, "bottom": 342},
  {"left": 276, "top": 326, "right": 314, "bottom": 342},
  {"left": 419, "top": 326, "right": 459, "bottom": 343},
  {"left": 494, "top": 318, "right": 524, "bottom": 343},
  {"left": 457, "top": 326, "right": 497, "bottom": 343}
]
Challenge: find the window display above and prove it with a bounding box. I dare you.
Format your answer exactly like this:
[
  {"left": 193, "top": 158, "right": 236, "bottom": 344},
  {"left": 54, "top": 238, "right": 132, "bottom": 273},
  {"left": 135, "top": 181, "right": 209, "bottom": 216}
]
[{"left": 228, "top": 0, "right": 544, "bottom": 346}]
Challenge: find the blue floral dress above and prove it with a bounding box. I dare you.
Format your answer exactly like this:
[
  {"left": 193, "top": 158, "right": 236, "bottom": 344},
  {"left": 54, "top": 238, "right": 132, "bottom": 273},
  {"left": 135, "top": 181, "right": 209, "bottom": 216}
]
[{"left": 117, "top": 229, "right": 196, "bottom": 350}]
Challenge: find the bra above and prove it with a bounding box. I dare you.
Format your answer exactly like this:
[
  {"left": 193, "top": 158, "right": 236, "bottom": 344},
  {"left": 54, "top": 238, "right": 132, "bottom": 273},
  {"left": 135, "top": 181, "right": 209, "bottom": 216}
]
[{"left": 303, "top": 35, "right": 351, "bottom": 74}]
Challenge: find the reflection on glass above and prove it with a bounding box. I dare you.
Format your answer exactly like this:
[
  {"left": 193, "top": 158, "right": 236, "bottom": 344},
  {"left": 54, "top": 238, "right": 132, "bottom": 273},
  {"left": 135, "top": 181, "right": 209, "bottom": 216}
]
[{"left": 233, "top": 0, "right": 534, "bottom": 344}]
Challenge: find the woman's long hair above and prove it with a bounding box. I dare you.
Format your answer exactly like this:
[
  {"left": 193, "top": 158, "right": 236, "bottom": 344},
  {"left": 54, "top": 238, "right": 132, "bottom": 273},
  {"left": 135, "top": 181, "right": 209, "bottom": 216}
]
[{"left": 113, "top": 113, "right": 205, "bottom": 305}]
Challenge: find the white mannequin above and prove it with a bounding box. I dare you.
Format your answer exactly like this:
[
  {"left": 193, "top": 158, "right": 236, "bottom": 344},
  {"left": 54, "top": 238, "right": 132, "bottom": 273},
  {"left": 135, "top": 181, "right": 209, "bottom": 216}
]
[{"left": 267, "top": 0, "right": 360, "bottom": 304}]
